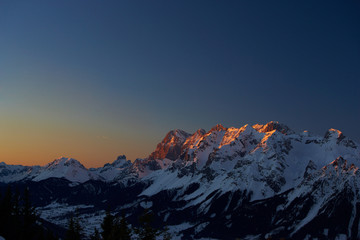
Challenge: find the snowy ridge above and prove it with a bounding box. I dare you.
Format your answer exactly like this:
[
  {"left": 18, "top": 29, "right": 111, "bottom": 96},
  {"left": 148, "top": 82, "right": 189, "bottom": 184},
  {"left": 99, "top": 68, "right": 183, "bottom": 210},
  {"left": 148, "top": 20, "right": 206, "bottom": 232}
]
[
  {"left": 0, "top": 157, "right": 100, "bottom": 183},
  {"left": 90, "top": 155, "right": 137, "bottom": 182},
  {"left": 1, "top": 121, "right": 359, "bottom": 189},
  {"left": 138, "top": 121, "right": 359, "bottom": 200},
  {"left": 1, "top": 121, "right": 360, "bottom": 239},
  {"left": 32, "top": 157, "right": 99, "bottom": 183},
  {"left": 0, "top": 162, "right": 41, "bottom": 183}
]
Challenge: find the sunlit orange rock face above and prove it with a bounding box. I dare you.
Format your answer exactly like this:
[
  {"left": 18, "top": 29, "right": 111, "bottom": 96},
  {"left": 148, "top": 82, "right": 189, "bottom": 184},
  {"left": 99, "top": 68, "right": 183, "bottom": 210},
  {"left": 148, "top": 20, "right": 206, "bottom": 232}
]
[
  {"left": 208, "top": 124, "right": 227, "bottom": 133},
  {"left": 148, "top": 125, "right": 229, "bottom": 162},
  {"left": 180, "top": 129, "right": 206, "bottom": 161},
  {"left": 252, "top": 121, "right": 293, "bottom": 135},
  {"left": 148, "top": 122, "right": 294, "bottom": 162},
  {"left": 148, "top": 129, "right": 191, "bottom": 160}
]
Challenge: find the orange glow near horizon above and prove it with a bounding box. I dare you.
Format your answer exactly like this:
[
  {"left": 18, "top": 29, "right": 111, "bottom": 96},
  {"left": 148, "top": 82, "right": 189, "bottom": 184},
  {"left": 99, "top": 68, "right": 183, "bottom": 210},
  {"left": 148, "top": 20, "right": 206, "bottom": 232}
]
[
  {"left": 0, "top": 138, "right": 153, "bottom": 168},
  {"left": 0, "top": 115, "right": 154, "bottom": 168}
]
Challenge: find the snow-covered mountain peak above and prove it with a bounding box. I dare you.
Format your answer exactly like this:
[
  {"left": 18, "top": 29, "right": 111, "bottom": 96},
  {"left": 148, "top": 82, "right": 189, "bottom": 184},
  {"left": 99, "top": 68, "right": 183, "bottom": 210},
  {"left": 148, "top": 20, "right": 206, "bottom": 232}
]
[
  {"left": 326, "top": 156, "right": 359, "bottom": 173},
  {"left": 46, "top": 157, "right": 86, "bottom": 170},
  {"left": 182, "top": 129, "right": 205, "bottom": 149},
  {"left": 112, "top": 155, "right": 127, "bottom": 165},
  {"left": 148, "top": 129, "right": 191, "bottom": 160},
  {"left": 31, "top": 157, "right": 96, "bottom": 183},
  {"left": 167, "top": 129, "right": 191, "bottom": 141},
  {"left": 0, "top": 162, "right": 40, "bottom": 183},
  {"left": 194, "top": 128, "right": 206, "bottom": 135},
  {"left": 218, "top": 124, "right": 255, "bottom": 148},
  {"left": 238, "top": 123, "right": 252, "bottom": 132},
  {"left": 301, "top": 130, "right": 310, "bottom": 137},
  {"left": 117, "top": 155, "right": 126, "bottom": 160},
  {"left": 92, "top": 155, "right": 134, "bottom": 182},
  {"left": 208, "top": 124, "right": 227, "bottom": 133},
  {"left": 253, "top": 121, "right": 294, "bottom": 135},
  {"left": 325, "top": 156, "right": 346, "bottom": 172},
  {"left": 317, "top": 156, "right": 359, "bottom": 181},
  {"left": 106, "top": 155, "right": 131, "bottom": 168},
  {"left": 324, "top": 128, "right": 344, "bottom": 141}
]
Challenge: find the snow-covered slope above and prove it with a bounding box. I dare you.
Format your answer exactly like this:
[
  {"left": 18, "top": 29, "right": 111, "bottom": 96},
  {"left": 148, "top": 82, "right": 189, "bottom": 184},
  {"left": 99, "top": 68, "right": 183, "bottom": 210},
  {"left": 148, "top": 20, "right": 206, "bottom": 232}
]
[
  {"left": 32, "top": 157, "right": 99, "bottom": 183},
  {"left": 137, "top": 122, "right": 359, "bottom": 201},
  {"left": 1, "top": 121, "right": 360, "bottom": 239},
  {"left": 0, "top": 162, "right": 40, "bottom": 183},
  {"left": 90, "top": 155, "right": 136, "bottom": 182},
  {"left": 0, "top": 157, "right": 100, "bottom": 183},
  {"left": 1, "top": 121, "right": 359, "bottom": 190}
]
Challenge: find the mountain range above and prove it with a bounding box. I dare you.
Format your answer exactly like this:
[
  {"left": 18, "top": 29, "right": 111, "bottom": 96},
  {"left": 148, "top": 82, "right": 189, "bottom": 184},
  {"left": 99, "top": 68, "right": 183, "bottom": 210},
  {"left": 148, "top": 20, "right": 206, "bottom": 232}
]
[{"left": 1, "top": 121, "right": 359, "bottom": 239}]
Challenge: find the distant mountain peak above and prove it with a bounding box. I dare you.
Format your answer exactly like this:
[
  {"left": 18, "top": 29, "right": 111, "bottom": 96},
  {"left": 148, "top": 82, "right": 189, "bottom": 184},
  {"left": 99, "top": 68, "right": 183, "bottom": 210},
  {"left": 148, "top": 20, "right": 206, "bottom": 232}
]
[
  {"left": 109, "top": 155, "right": 130, "bottom": 168},
  {"left": 330, "top": 156, "right": 346, "bottom": 166},
  {"left": 253, "top": 121, "right": 293, "bottom": 134},
  {"left": 195, "top": 128, "right": 206, "bottom": 135},
  {"left": 46, "top": 157, "right": 86, "bottom": 170},
  {"left": 208, "top": 124, "right": 227, "bottom": 133},
  {"left": 168, "top": 129, "right": 191, "bottom": 139},
  {"left": 30, "top": 157, "right": 96, "bottom": 183},
  {"left": 324, "top": 128, "right": 345, "bottom": 140},
  {"left": 116, "top": 155, "right": 126, "bottom": 160},
  {"left": 148, "top": 129, "right": 191, "bottom": 160}
]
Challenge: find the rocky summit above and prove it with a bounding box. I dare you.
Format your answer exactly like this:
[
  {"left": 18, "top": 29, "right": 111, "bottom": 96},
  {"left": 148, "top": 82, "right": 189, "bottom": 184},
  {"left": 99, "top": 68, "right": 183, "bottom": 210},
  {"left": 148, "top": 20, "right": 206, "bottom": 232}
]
[{"left": 1, "top": 121, "right": 359, "bottom": 239}]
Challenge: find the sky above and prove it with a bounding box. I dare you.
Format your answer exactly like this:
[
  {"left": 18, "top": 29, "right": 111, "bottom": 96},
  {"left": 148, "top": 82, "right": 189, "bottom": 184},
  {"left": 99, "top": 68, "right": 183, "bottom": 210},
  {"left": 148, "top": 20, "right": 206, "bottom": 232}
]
[{"left": 0, "top": 1, "right": 359, "bottom": 167}]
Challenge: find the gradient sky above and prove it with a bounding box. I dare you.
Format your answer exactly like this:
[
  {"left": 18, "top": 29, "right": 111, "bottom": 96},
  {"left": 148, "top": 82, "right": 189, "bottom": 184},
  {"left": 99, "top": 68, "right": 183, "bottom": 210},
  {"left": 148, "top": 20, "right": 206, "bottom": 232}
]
[{"left": 1, "top": 1, "right": 359, "bottom": 167}]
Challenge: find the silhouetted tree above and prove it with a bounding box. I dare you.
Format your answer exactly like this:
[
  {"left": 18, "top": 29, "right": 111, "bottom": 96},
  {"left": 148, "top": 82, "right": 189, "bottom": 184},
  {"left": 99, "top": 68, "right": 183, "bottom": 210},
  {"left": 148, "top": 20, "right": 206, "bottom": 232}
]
[
  {"left": 101, "top": 210, "right": 114, "bottom": 240},
  {"left": 65, "top": 214, "right": 82, "bottom": 240},
  {"left": 90, "top": 228, "right": 101, "bottom": 240},
  {"left": 0, "top": 185, "right": 58, "bottom": 240},
  {"left": 38, "top": 227, "right": 45, "bottom": 240},
  {"left": 21, "top": 187, "right": 37, "bottom": 239},
  {"left": 0, "top": 186, "right": 14, "bottom": 238},
  {"left": 112, "top": 213, "right": 131, "bottom": 240},
  {"left": 135, "top": 209, "right": 160, "bottom": 240},
  {"left": 13, "top": 188, "right": 20, "bottom": 217},
  {"left": 46, "top": 231, "right": 59, "bottom": 240}
]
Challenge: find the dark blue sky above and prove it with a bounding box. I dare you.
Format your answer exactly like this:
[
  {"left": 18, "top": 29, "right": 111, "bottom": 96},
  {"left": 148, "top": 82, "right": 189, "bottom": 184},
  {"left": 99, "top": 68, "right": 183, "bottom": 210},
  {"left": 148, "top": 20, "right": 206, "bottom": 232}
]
[{"left": 1, "top": 1, "right": 359, "bottom": 166}]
